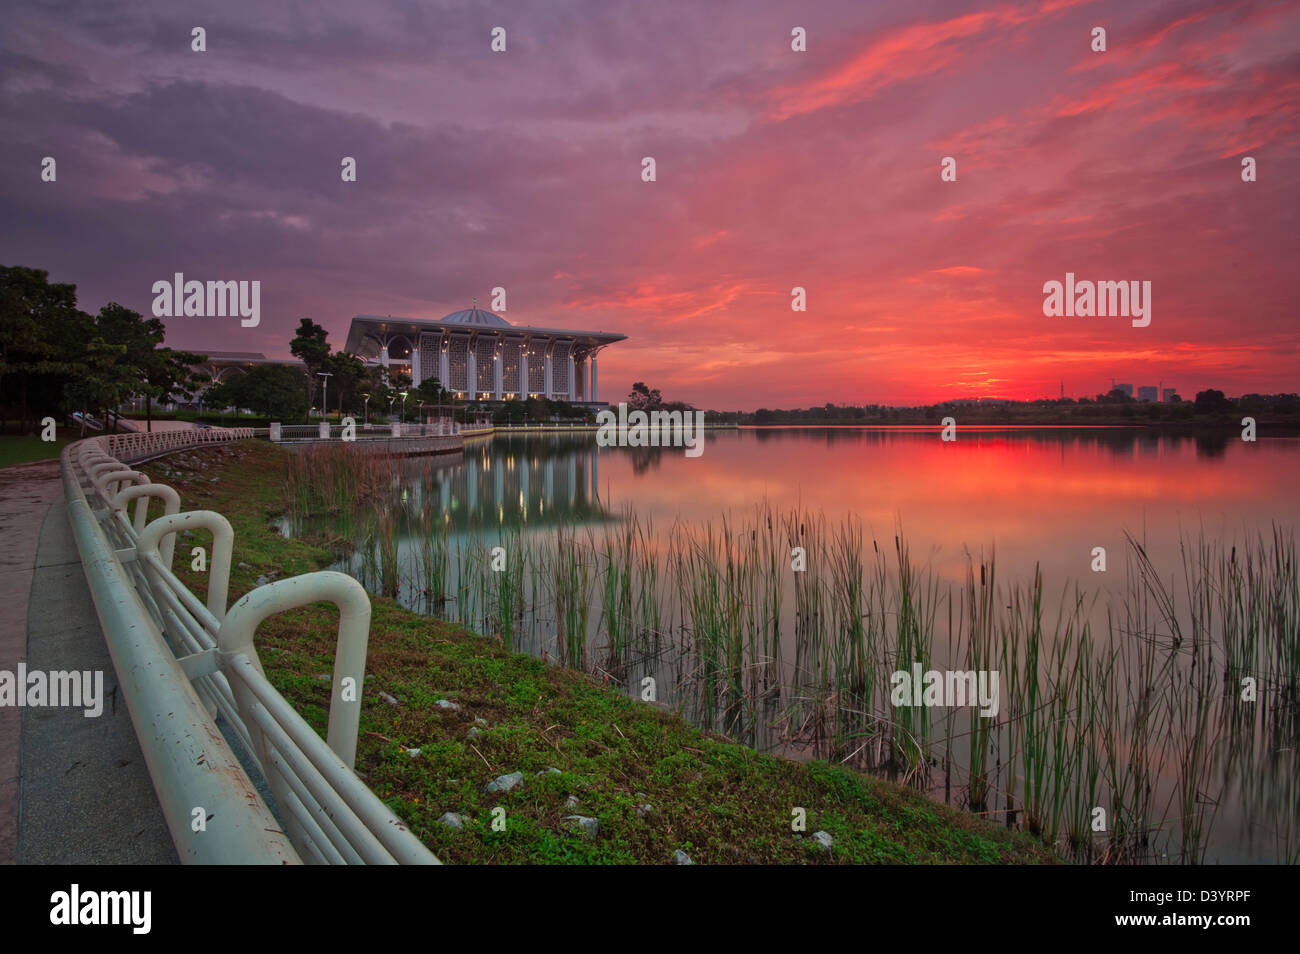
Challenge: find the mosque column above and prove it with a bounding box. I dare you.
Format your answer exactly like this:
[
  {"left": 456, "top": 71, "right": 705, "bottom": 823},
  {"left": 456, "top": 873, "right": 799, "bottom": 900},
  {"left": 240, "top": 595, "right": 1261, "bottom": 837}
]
[
  {"left": 544, "top": 342, "right": 553, "bottom": 399},
  {"left": 439, "top": 339, "right": 449, "bottom": 392},
  {"left": 590, "top": 354, "right": 598, "bottom": 404},
  {"left": 466, "top": 337, "right": 477, "bottom": 400},
  {"left": 567, "top": 352, "right": 576, "bottom": 402},
  {"left": 519, "top": 346, "right": 530, "bottom": 400},
  {"left": 411, "top": 339, "right": 422, "bottom": 386},
  {"left": 493, "top": 338, "right": 503, "bottom": 400}
]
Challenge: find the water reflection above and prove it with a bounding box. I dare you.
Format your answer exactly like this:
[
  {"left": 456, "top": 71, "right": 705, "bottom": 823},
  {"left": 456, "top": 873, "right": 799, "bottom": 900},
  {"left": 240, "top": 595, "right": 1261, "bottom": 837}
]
[
  {"left": 425, "top": 434, "right": 610, "bottom": 529},
  {"left": 283, "top": 427, "right": 1300, "bottom": 864}
]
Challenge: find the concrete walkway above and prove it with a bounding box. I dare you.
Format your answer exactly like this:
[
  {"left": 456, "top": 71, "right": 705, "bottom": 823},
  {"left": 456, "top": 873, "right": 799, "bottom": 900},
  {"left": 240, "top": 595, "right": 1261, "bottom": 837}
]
[
  {"left": 0, "top": 460, "right": 175, "bottom": 864},
  {"left": 0, "top": 460, "right": 62, "bottom": 864}
]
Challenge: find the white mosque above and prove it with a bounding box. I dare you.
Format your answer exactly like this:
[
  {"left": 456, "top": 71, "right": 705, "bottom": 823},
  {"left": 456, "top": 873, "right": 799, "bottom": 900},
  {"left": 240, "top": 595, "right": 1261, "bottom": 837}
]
[{"left": 344, "top": 306, "right": 626, "bottom": 405}]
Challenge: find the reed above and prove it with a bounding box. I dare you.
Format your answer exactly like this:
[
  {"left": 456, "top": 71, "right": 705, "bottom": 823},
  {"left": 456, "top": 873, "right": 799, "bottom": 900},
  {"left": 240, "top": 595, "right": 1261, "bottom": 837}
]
[
  {"left": 548, "top": 524, "right": 593, "bottom": 668},
  {"left": 285, "top": 467, "right": 1300, "bottom": 864}
]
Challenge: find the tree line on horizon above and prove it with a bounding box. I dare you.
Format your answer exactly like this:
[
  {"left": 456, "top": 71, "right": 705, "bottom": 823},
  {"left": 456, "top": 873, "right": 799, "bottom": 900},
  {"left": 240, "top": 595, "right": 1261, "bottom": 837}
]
[{"left": 710, "top": 389, "right": 1300, "bottom": 425}]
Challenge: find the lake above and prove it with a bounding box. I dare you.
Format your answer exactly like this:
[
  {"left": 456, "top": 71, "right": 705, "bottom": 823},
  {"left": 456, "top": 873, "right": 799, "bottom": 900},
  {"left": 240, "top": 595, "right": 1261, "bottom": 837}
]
[{"left": 288, "top": 426, "right": 1300, "bottom": 864}]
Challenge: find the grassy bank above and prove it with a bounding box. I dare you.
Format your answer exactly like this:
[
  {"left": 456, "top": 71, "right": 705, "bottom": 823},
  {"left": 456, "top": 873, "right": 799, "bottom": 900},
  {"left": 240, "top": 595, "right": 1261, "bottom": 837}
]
[
  {"left": 0, "top": 432, "right": 71, "bottom": 467},
  {"left": 137, "top": 440, "right": 1057, "bottom": 864}
]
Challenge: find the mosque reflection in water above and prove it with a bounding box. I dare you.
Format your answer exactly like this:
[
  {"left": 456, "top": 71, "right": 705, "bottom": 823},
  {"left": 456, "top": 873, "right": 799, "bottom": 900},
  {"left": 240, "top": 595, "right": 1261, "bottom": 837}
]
[{"left": 404, "top": 433, "right": 610, "bottom": 531}]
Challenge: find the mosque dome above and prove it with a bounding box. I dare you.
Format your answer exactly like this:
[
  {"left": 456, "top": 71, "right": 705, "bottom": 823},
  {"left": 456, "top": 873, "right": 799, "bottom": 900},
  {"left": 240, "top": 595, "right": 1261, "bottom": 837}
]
[{"left": 440, "top": 306, "right": 511, "bottom": 327}]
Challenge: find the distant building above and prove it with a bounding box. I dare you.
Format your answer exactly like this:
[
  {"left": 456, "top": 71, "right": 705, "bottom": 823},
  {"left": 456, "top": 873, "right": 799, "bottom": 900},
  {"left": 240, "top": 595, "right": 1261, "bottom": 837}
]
[
  {"left": 345, "top": 307, "right": 627, "bottom": 405},
  {"left": 1115, "top": 383, "right": 1134, "bottom": 399},
  {"left": 195, "top": 351, "right": 303, "bottom": 384},
  {"left": 1138, "top": 386, "right": 1158, "bottom": 402},
  {"left": 1162, "top": 388, "right": 1178, "bottom": 402}
]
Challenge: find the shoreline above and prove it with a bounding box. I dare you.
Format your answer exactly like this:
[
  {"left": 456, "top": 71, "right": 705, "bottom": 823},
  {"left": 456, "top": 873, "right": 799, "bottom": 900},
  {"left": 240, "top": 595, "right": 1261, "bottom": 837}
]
[{"left": 139, "top": 440, "right": 1059, "bottom": 865}]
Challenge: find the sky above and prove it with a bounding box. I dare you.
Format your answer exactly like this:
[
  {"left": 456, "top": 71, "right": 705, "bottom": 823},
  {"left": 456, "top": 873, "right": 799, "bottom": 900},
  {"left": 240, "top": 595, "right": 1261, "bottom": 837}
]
[{"left": 2, "top": 0, "right": 1297, "bottom": 410}]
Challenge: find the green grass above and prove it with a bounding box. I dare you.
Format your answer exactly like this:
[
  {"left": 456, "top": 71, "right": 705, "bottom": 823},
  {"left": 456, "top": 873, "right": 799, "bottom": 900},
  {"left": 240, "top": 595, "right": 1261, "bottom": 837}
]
[
  {"left": 138, "top": 440, "right": 1058, "bottom": 865},
  {"left": 0, "top": 433, "right": 71, "bottom": 467}
]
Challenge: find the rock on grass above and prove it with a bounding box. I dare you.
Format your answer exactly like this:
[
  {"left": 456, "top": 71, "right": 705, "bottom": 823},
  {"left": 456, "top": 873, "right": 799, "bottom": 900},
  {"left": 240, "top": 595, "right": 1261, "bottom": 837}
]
[
  {"left": 565, "top": 815, "right": 598, "bottom": 839},
  {"left": 486, "top": 771, "right": 523, "bottom": 793}
]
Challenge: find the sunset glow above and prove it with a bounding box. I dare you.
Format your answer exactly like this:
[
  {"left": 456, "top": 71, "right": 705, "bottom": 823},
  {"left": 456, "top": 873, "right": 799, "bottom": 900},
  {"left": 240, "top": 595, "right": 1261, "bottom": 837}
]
[{"left": 2, "top": 0, "right": 1296, "bottom": 408}]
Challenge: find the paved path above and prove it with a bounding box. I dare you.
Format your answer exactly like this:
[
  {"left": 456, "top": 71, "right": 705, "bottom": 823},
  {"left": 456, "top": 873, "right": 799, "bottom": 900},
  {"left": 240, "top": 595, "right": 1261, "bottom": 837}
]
[
  {"left": 0, "top": 459, "right": 175, "bottom": 864},
  {"left": 0, "top": 460, "right": 62, "bottom": 863}
]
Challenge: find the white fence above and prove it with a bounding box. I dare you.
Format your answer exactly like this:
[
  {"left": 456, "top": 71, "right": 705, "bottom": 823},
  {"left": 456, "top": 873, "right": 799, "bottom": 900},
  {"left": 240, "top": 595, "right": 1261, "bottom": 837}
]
[
  {"left": 271, "top": 421, "right": 460, "bottom": 442},
  {"left": 61, "top": 428, "right": 439, "bottom": 864}
]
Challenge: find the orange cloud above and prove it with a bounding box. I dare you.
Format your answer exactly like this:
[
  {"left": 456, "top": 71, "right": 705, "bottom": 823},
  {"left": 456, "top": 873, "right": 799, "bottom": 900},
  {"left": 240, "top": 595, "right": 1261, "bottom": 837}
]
[{"left": 768, "top": 0, "right": 1089, "bottom": 120}]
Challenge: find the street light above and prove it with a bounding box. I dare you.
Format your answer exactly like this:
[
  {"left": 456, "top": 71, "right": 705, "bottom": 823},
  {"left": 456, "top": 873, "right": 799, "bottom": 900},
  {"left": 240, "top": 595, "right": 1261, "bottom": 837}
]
[
  {"left": 317, "top": 371, "right": 333, "bottom": 423},
  {"left": 362, "top": 392, "right": 370, "bottom": 428},
  {"left": 399, "top": 390, "right": 409, "bottom": 424}
]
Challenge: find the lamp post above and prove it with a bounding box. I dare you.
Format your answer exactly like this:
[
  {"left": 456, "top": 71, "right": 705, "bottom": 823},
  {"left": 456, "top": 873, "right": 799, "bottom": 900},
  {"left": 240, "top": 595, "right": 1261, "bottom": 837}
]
[
  {"left": 363, "top": 392, "right": 370, "bottom": 428},
  {"left": 399, "top": 390, "right": 409, "bottom": 424},
  {"left": 317, "top": 371, "right": 333, "bottom": 423}
]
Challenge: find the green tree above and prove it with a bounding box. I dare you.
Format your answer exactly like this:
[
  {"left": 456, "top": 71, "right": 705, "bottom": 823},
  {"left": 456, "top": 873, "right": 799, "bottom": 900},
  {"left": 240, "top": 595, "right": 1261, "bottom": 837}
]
[
  {"left": 526, "top": 396, "right": 549, "bottom": 422},
  {"left": 1193, "top": 388, "right": 1233, "bottom": 415},
  {"left": 360, "top": 364, "right": 394, "bottom": 422},
  {"left": 326, "top": 350, "right": 368, "bottom": 417},
  {"left": 142, "top": 348, "right": 209, "bottom": 431},
  {"left": 93, "top": 302, "right": 168, "bottom": 431},
  {"left": 63, "top": 338, "right": 134, "bottom": 435},
  {"left": 411, "top": 375, "right": 450, "bottom": 408},
  {"left": 628, "top": 381, "right": 662, "bottom": 411},
  {"left": 207, "top": 364, "right": 309, "bottom": 421},
  {"left": 290, "top": 317, "right": 331, "bottom": 405},
  {"left": 0, "top": 265, "right": 87, "bottom": 432}
]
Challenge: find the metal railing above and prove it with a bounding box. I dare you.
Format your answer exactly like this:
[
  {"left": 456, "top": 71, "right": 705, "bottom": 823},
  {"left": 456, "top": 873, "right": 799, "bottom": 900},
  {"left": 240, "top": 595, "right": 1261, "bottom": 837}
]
[
  {"left": 270, "top": 421, "right": 461, "bottom": 441},
  {"left": 61, "top": 428, "right": 439, "bottom": 864}
]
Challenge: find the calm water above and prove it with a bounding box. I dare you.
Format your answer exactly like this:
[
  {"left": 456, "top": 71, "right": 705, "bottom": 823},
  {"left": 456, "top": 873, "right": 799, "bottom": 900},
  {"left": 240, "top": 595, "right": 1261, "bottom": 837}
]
[
  {"left": 302, "top": 427, "right": 1300, "bottom": 863},
  {"left": 548, "top": 425, "right": 1300, "bottom": 590}
]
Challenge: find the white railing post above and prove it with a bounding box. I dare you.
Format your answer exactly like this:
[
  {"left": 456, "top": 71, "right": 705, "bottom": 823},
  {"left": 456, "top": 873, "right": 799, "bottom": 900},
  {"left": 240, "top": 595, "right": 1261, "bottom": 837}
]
[
  {"left": 137, "top": 510, "right": 235, "bottom": 620},
  {"left": 217, "top": 572, "right": 372, "bottom": 769}
]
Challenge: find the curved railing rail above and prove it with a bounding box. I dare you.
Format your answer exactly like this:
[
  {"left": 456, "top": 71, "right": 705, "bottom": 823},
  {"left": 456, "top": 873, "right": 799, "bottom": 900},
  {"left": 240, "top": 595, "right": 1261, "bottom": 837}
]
[
  {"left": 61, "top": 427, "right": 439, "bottom": 865},
  {"left": 271, "top": 421, "right": 459, "bottom": 441}
]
